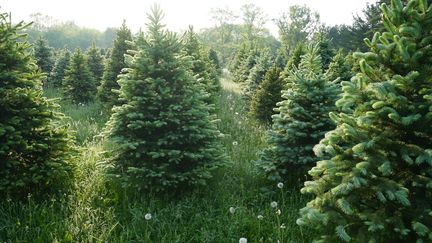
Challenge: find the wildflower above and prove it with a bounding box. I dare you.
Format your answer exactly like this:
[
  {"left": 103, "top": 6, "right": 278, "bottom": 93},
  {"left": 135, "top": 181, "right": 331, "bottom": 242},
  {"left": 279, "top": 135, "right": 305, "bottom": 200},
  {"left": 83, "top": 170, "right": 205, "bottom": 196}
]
[
  {"left": 280, "top": 224, "right": 286, "bottom": 229},
  {"left": 235, "top": 112, "right": 239, "bottom": 115},
  {"left": 145, "top": 213, "right": 152, "bottom": 220},
  {"left": 270, "top": 201, "right": 278, "bottom": 208},
  {"left": 229, "top": 207, "right": 236, "bottom": 214},
  {"left": 277, "top": 182, "right": 284, "bottom": 189},
  {"left": 232, "top": 141, "right": 238, "bottom": 146},
  {"left": 276, "top": 209, "right": 281, "bottom": 215},
  {"left": 239, "top": 237, "right": 247, "bottom": 243},
  {"left": 257, "top": 215, "right": 264, "bottom": 220}
]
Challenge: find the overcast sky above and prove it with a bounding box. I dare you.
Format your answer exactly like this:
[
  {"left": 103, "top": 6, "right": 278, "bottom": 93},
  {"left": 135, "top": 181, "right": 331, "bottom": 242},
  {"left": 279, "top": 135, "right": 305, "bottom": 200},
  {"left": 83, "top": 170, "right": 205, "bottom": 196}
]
[{"left": 1, "top": 0, "right": 374, "bottom": 35}]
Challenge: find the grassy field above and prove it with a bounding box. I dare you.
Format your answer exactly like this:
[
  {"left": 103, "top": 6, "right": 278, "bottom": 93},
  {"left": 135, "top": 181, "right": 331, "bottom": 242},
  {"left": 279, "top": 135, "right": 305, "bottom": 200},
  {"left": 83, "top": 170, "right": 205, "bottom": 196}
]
[{"left": 0, "top": 79, "right": 314, "bottom": 242}]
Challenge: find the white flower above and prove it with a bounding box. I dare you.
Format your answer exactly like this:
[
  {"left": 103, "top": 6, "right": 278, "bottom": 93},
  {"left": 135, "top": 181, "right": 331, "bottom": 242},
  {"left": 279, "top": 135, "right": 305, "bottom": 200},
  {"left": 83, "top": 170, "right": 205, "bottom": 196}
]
[
  {"left": 235, "top": 112, "right": 239, "bottom": 115},
  {"left": 229, "top": 207, "right": 236, "bottom": 214},
  {"left": 239, "top": 237, "right": 247, "bottom": 243},
  {"left": 277, "top": 182, "right": 284, "bottom": 189},
  {"left": 270, "top": 201, "right": 278, "bottom": 208},
  {"left": 144, "top": 213, "right": 152, "bottom": 220},
  {"left": 232, "top": 141, "right": 238, "bottom": 146},
  {"left": 276, "top": 209, "right": 281, "bottom": 215},
  {"left": 280, "top": 223, "right": 286, "bottom": 229},
  {"left": 257, "top": 215, "right": 264, "bottom": 220}
]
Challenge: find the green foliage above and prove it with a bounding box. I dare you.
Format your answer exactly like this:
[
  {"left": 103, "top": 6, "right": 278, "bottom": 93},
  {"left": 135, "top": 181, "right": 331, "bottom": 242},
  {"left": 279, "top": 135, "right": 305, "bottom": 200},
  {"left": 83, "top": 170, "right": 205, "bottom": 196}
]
[
  {"left": 249, "top": 66, "right": 284, "bottom": 123},
  {"left": 86, "top": 42, "right": 104, "bottom": 86},
  {"left": 0, "top": 12, "right": 75, "bottom": 198},
  {"left": 104, "top": 6, "right": 225, "bottom": 193},
  {"left": 208, "top": 48, "right": 221, "bottom": 73},
  {"left": 325, "top": 49, "right": 354, "bottom": 83},
  {"left": 64, "top": 48, "right": 96, "bottom": 104},
  {"left": 97, "top": 21, "right": 132, "bottom": 109},
  {"left": 33, "top": 36, "right": 54, "bottom": 78},
  {"left": 183, "top": 27, "right": 220, "bottom": 100},
  {"left": 257, "top": 44, "right": 338, "bottom": 183},
  {"left": 49, "top": 48, "right": 70, "bottom": 87},
  {"left": 243, "top": 48, "right": 273, "bottom": 104},
  {"left": 298, "top": 0, "right": 432, "bottom": 241},
  {"left": 315, "top": 32, "right": 335, "bottom": 71}
]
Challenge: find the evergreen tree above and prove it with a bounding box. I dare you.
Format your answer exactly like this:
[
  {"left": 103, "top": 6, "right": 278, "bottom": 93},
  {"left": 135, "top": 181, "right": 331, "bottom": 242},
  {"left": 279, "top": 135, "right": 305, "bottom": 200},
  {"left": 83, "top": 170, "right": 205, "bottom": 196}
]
[
  {"left": 0, "top": 12, "right": 75, "bottom": 197},
  {"left": 243, "top": 48, "right": 273, "bottom": 103},
  {"left": 325, "top": 49, "right": 354, "bottom": 83},
  {"left": 230, "top": 43, "right": 250, "bottom": 83},
  {"left": 87, "top": 41, "right": 104, "bottom": 86},
  {"left": 105, "top": 6, "right": 224, "bottom": 193},
  {"left": 208, "top": 48, "right": 221, "bottom": 74},
  {"left": 249, "top": 65, "right": 284, "bottom": 123},
  {"left": 257, "top": 44, "right": 338, "bottom": 182},
  {"left": 64, "top": 49, "right": 96, "bottom": 104},
  {"left": 279, "top": 43, "right": 306, "bottom": 83},
  {"left": 49, "top": 48, "right": 70, "bottom": 87},
  {"left": 315, "top": 32, "right": 335, "bottom": 71},
  {"left": 298, "top": 1, "right": 432, "bottom": 242},
  {"left": 34, "top": 36, "right": 54, "bottom": 79},
  {"left": 97, "top": 21, "right": 132, "bottom": 108},
  {"left": 183, "top": 27, "right": 220, "bottom": 99}
]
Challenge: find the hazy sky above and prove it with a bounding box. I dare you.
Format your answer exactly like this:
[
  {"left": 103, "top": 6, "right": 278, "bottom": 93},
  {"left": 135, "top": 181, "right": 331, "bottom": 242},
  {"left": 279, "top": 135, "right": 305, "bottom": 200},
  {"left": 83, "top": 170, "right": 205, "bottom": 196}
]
[{"left": 1, "top": 0, "right": 374, "bottom": 35}]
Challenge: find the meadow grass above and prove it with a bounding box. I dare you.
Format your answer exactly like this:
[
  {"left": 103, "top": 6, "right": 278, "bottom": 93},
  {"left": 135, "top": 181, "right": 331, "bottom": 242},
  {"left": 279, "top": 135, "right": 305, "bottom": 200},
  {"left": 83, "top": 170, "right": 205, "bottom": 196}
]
[{"left": 0, "top": 80, "right": 314, "bottom": 242}]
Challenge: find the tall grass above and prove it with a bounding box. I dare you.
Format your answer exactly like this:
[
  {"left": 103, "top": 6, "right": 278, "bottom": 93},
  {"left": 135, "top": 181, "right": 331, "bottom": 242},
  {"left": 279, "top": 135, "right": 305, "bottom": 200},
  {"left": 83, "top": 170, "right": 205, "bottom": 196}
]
[{"left": 0, "top": 80, "right": 314, "bottom": 242}]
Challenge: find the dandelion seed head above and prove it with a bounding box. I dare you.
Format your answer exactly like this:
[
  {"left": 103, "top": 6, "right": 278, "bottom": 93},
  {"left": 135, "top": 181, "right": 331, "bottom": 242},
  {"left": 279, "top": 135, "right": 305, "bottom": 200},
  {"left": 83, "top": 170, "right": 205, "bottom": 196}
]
[
  {"left": 239, "top": 237, "right": 247, "bottom": 243},
  {"left": 270, "top": 201, "right": 278, "bottom": 208},
  {"left": 232, "top": 141, "right": 238, "bottom": 146},
  {"left": 280, "top": 224, "right": 286, "bottom": 229},
  {"left": 229, "top": 207, "right": 236, "bottom": 214},
  {"left": 145, "top": 213, "right": 152, "bottom": 220},
  {"left": 276, "top": 209, "right": 281, "bottom": 215},
  {"left": 277, "top": 182, "right": 284, "bottom": 189},
  {"left": 257, "top": 215, "right": 264, "bottom": 220}
]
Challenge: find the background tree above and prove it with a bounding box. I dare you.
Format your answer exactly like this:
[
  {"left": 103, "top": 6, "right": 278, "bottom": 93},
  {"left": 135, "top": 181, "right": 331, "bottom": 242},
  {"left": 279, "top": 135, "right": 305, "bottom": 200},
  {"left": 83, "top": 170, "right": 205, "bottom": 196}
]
[
  {"left": 240, "top": 3, "right": 267, "bottom": 44},
  {"left": 49, "top": 48, "right": 70, "bottom": 87},
  {"left": 249, "top": 65, "right": 284, "bottom": 123},
  {"left": 208, "top": 48, "right": 221, "bottom": 74},
  {"left": 243, "top": 48, "right": 273, "bottom": 104},
  {"left": 325, "top": 49, "right": 354, "bottom": 83},
  {"left": 34, "top": 36, "right": 54, "bottom": 79},
  {"left": 105, "top": 6, "right": 224, "bottom": 193},
  {"left": 86, "top": 41, "right": 104, "bottom": 86},
  {"left": 257, "top": 44, "right": 338, "bottom": 182},
  {"left": 97, "top": 21, "right": 132, "bottom": 109},
  {"left": 298, "top": 0, "right": 432, "bottom": 242},
  {"left": 64, "top": 48, "right": 96, "bottom": 104},
  {"left": 0, "top": 12, "right": 75, "bottom": 197}
]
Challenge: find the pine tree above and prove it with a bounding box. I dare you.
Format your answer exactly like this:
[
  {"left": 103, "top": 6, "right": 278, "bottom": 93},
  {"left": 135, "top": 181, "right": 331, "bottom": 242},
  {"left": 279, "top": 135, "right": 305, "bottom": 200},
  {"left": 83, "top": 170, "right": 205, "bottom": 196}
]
[
  {"left": 249, "top": 65, "right": 284, "bottom": 123},
  {"left": 49, "top": 48, "right": 70, "bottom": 87},
  {"left": 0, "top": 12, "right": 75, "bottom": 197},
  {"left": 105, "top": 6, "right": 224, "bottom": 193},
  {"left": 34, "top": 36, "right": 54, "bottom": 79},
  {"left": 316, "top": 32, "right": 335, "bottom": 71},
  {"left": 183, "top": 27, "right": 220, "bottom": 99},
  {"left": 257, "top": 44, "right": 338, "bottom": 182},
  {"left": 208, "top": 48, "right": 221, "bottom": 74},
  {"left": 325, "top": 49, "right": 354, "bottom": 83},
  {"left": 279, "top": 43, "right": 306, "bottom": 82},
  {"left": 64, "top": 48, "right": 96, "bottom": 104},
  {"left": 97, "top": 21, "right": 132, "bottom": 109},
  {"left": 87, "top": 41, "right": 104, "bottom": 86},
  {"left": 243, "top": 48, "right": 273, "bottom": 104},
  {"left": 298, "top": 1, "right": 432, "bottom": 242}
]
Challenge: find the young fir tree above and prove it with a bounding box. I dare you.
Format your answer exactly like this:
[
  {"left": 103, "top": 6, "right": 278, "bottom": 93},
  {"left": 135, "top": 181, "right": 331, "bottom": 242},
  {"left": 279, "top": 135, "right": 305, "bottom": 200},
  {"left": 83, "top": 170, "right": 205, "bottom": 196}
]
[
  {"left": 183, "top": 27, "right": 220, "bottom": 99},
  {"left": 208, "top": 48, "right": 221, "bottom": 74},
  {"left": 315, "top": 32, "right": 335, "bottom": 71},
  {"left": 87, "top": 41, "right": 104, "bottom": 86},
  {"left": 230, "top": 43, "right": 249, "bottom": 82},
  {"left": 325, "top": 49, "right": 354, "bottom": 83},
  {"left": 249, "top": 65, "right": 284, "bottom": 123},
  {"left": 97, "top": 21, "right": 132, "bottom": 109},
  {"left": 105, "top": 6, "right": 224, "bottom": 193},
  {"left": 243, "top": 48, "right": 273, "bottom": 104},
  {"left": 257, "top": 44, "right": 338, "bottom": 182},
  {"left": 297, "top": 0, "right": 432, "bottom": 242},
  {"left": 63, "top": 49, "right": 96, "bottom": 104},
  {"left": 34, "top": 36, "right": 54, "bottom": 79},
  {"left": 0, "top": 13, "right": 75, "bottom": 197},
  {"left": 49, "top": 48, "right": 70, "bottom": 87},
  {"left": 279, "top": 43, "right": 306, "bottom": 82}
]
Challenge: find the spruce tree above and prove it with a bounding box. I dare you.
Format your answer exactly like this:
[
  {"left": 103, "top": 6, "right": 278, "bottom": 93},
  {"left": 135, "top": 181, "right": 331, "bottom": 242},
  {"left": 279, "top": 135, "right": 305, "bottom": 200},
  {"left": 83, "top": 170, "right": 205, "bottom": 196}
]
[
  {"left": 298, "top": 1, "right": 432, "bottom": 242},
  {"left": 315, "top": 32, "right": 335, "bottom": 71},
  {"left": 257, "top": 44, "right": 338, "bottom": 182},
  {"left": 97, "top": 21, "right": 132, "bottom": 109},
  {"left": 249, "top": 65, "right": 284, "bottom": 123},
  {"left": 64, "top": 48, "right": 96, "bottom": 104},
  {"left": 243, "top": 48, "right": 273, "bottom": 104},
  {"left": 183, "top": 27, "right": 220, "bottom": 99},
  {"left": 34, "top": 36, "right": 54, "bottom": 79},
  {"left": 325, "top": 49, "right": 354, "bottom": 83},
  {"left": 105, "top": 6, "right": 224, "bottom": 193},
  {"left": 208, "top": 48, "right": 221, "bottom": 74},
  {"left": 49, "top": 48, "right": 70, "bottom": 87},
  {"left": 87, "top": 41, "right": 104, "bottom": 86},
  {"left": 279, "top": 43, "right": 306, "bottom": 82},
  {"left": 0, "top": 13, "right": 75, "bottom": 197}
]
